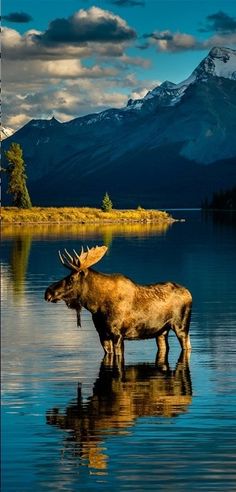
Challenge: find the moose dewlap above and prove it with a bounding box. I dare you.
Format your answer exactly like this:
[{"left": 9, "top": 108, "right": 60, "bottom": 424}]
[{"left": 45, "top": 245, "right": 192, "bottom": 356}]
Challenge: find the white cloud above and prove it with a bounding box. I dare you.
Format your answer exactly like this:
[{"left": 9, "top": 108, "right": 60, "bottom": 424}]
[
  {"left": 42, "top": 60, "right": 118, "bottom": 78},
  {"left": 144, "top": 28, "right": 236, "bottom": 53},
  {"left": 2, "top": 6, "right": 137, "bottom": 60},
  {"left": 1, "top": 8, "right": 152, "bottom": 130},
  {"left": 2, "top": 79, "right": 131, "bottom": 129},
  {"left": 73, "top": 6, "right": 129, "bottom": 30},
  {"left": 203, "top": 32, "right": 236, "bottom": 49},
  {"left": 118, "top": 54, "right": 151, "bottom": 67},
  {"left": 7, "top": 114, "right": 30, "bottom": 128},
  {"left": 2, "top": 71, "right": 158, "bottom": 129},
  {"left": 1, "top": 26, "right": 22, "bottom": 47},
  {"left": 147, "top": 30, "right": 197, "bottom": 52},
  {"left": 129, "top": 79, "right": 160, "bottom": 99}
]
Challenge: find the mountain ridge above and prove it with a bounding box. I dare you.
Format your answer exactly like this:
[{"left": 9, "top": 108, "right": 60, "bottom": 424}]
[{"left": 2, "top": 47, "right": 236, "bottom": 208}]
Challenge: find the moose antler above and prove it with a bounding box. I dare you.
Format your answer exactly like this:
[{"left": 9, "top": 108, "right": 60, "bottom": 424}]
[{"left": 58, "top": 245, "right": 108, "bottom": 271}]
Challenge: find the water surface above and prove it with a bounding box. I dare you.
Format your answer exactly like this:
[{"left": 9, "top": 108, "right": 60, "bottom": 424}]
[{"left": 2, "top": 212, "right": 236, "bottom": 491}]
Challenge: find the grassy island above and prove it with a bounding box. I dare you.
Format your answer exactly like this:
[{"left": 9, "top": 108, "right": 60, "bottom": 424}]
[{"left": 1, "top": 207, "right": 176, "bottom": 225}]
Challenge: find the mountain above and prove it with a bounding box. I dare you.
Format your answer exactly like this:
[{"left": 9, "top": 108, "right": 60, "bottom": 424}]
[
  {"left": 1, "top": 126, "right": 15, "bottom": 141},
  {"left": 127, "top": 47, "right": 236, "bottom": 111},
  {"left": 2, "top": 47, "right": 236, "bottom": 208}
]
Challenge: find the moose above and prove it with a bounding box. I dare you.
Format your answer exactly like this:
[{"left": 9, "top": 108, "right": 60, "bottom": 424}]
[{"left": 45, "top": 245, "right": 192, "bottom": 356}]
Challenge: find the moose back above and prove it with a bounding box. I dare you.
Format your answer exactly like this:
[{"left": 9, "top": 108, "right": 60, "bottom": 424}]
[{"left": 45, "top": 245, "right": 192, "bottom": 356}]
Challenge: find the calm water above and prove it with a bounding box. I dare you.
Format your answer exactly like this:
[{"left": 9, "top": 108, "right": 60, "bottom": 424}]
[{"left": 1, "top": 211, "right": 236, "bottom": 491}]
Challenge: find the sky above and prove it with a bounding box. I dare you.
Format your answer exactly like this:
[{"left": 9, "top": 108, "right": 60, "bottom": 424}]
[{"left": 2, "top": 0, "right": 236, "bottom": 129}]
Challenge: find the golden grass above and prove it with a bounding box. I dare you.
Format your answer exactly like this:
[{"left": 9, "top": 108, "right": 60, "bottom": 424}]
[
  {"left": 1, "top": 221, "right": 171, "bottom": 240},
  {"left": 1, "top": 206, "right": 174, "bottom": 225}
]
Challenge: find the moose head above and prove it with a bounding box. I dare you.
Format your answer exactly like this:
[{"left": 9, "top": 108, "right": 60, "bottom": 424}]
[{"left": 45, "top": 245, "right": 108, "bottom": 305}]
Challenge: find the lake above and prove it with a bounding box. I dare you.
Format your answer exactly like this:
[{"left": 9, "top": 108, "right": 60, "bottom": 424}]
[{"left": 1, "top": 211, "right": 236, "bottom": 491}]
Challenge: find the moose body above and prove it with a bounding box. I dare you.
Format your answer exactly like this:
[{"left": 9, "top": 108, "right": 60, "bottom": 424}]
[{"left": 45, "top": 246, "right": 192, "bottom": 356}]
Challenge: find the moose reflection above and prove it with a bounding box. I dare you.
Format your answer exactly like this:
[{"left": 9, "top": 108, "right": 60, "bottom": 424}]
[
  {"left": 45, "top": 245, "right": 192, "bottom": 356},
  {"left": 47, "top": 352, "right": 192, "bottom": 470}
]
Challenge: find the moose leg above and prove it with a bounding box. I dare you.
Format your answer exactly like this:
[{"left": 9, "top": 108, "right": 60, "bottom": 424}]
[
  {"left": 156, "top": 330, "right": 169, "bottom": 351},
  {"left": 175, "top": 350, "right": 191, "bottom": 376},
  {"left": 99, "top": 335, "right": 113, "bottom": 355},
  {"left": 173, "top": 305, "right": 192, "bottom": 351},
  {"left": 92, "top": 315, "right": 114, "bottom": 355},
  {"left": 103, "top": 353, "right": 124, "bottom": 374},
  {"left": 112, "top": 334, "right": 124, "bottom": 357},
  {"left": 156, "top": 329, "right": 169, "bottom": 366},
  {"left": 173, "top": 326, "right": 191, "bottom": 351},
  {"left": 174, "top": 351, "right": 192, "bottom": 395},
  {"left": 155, "top": 344, "right": 169, "bottom": 372},
  {"left": 97, "top": 328, "right": 113, "bottom": 354}
]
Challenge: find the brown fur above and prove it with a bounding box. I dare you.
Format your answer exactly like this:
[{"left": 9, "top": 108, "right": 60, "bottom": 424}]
[{"left": 45, "top": 265, "right": 192, "bottom": 356}]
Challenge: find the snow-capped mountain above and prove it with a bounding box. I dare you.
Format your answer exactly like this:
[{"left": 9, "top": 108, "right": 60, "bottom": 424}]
[
  {"left": 2, "top": 47, "right": 236, "bottom": 208},
  {"left": 193, "top": 46, "right": 236, "bottom": 80},
  {"left": 126, "top": 47, "right": 236, "bottom": 111},
  {"left": 1, "top": 126, "right": 15, "bottom": 141}
]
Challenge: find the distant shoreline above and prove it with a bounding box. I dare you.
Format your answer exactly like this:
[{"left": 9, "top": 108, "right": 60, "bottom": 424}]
[{"left": 0, "top": 206, "right": 180, "bottom": 225}]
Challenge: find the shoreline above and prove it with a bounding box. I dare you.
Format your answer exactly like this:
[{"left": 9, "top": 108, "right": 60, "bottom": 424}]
[{"left": 0, "top": 207, "right": 181, "bottom": 225}]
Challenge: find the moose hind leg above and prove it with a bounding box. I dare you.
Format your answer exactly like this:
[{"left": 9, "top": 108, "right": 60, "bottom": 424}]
[
  {"left": 173, "top": 305, "right": 192, "bottom": 351},
  {"left": 156, "top": 329, "right": 170, "bottom": 370},
  {"left": 156, "top": 329, "right": 169, "bottom": 354}
]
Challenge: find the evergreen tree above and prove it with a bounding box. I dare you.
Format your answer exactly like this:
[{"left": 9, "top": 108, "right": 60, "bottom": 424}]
[
  {"left": 5, "top": 143, "right": 32, "bottom": 208},
  {"left": 101, "top": 192, "right": 113, "bottom": 212}
]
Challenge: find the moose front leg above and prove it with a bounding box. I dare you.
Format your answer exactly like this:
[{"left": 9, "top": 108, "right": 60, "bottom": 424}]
[
  {"left": 112, "top": 333, "right": 124, "bottom": 357},
  {"left": 92, "top": 314, "right": 114, "bottom": 355},
  {"left": 98, "top": 332, "right": 113, "bottom": 355},
  {"left": 103, "top": 339, "right": 114, "bottom": 354}
]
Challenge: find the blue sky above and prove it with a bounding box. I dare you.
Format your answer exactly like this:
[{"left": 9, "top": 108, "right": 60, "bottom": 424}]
[{"left": 2, "top": 0, "right": 236, "bottom": 129}]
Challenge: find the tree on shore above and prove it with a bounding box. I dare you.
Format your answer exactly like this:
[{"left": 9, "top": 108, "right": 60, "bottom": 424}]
[
  {"left": 101, "top": 192, "right": 113, "bottom": 212},
  {"left": 202, "top": 186, "right": 236, "bottom": 210},
  {"left": 4, "top": 143, "right": 32, "bottom": 208}
]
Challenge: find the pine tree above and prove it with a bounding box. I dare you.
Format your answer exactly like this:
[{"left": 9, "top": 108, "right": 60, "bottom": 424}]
[
  {"left": 101, "top": 192, "right": 113, "bottom": 212},
  {"left": 5, "top": 143, "right": 32, "bottom": 208}
]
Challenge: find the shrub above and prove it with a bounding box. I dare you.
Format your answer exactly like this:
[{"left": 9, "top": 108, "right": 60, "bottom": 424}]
[{"left": 101, "top": 192, "right": 113, "bottom": 212}]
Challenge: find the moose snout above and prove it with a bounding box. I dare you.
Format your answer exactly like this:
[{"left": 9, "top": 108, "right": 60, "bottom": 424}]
[{"left": 45, "top": 287, "right": 57, "bottom": 302}]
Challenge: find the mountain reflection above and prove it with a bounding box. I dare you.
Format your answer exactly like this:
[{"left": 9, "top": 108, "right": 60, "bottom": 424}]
[{"left": 46, "top": 352, "right": 192, "bottom": 471}]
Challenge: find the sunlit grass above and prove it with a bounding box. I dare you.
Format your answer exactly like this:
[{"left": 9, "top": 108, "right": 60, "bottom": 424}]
[
  {"left": 1, "top": 222, "right": 172, "bottom": 241},
  {"left": 1, "top": 206, "right": 174, "bottom": 224}
]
